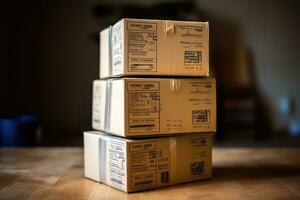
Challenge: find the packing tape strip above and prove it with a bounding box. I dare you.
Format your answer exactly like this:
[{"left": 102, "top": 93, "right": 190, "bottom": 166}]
[
  {"left": 169, "top": 79, "right": 182, "bottom": 93},
  {"left": 165, "top": 20, "right": 176, "bottom": 76},
  {"left": 165, "top": 21, "right": 176, "bottom": 35},
  {"left": 169, "top": 137, "right": 177, "bottom": 184},
  {"left": 99, "top": 138, "right": 107, "bottom": 183},
  {"left": 104, "top": 80, "right": 112, "bottom": 132},
  {"left": 108, "top": 26, "right": 113, "bottom": 77}
]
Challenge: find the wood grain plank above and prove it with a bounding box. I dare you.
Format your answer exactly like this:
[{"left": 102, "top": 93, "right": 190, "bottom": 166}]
[
  {"left": 0, "top": 148, "right": 81, "bottom": 200},
  {"left": 0, "top": 148, "right": 300, "bottom": 200}
]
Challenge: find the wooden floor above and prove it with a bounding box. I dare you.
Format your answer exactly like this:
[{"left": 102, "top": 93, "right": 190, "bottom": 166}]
[{"left": 0, "top": 147, "right": 300, "bottom": 200}]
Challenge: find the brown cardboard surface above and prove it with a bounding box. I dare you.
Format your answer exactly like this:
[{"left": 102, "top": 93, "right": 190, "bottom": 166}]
[
  {"left": 100, "top": 18, "right": 209, "bottom": 78},
  {"left": 84, "top": 131, "right": 212, "bottom": 192},
  {"left": 92, "top": 78, "right": 216, "bottom": 137}
]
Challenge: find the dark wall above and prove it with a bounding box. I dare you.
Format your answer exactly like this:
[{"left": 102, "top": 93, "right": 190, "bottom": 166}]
[
  {"left": 197, "top": 0, "right": 300, "bottom": 132},
  {"left": 1, "top": 0, "right": 300, "bottom": 146},
  {"left": 1, "top": 0, "right": 101, "bottom": 145}
]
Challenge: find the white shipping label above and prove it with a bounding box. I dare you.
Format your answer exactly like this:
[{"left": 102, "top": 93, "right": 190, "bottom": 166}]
[
  {"left": 188, "top": 137, "right": 208, "bottom": 177},
  {"left": 92, "top": 83, "right": 103, "bottom": 128},
  {"left": 112, "top": 21, "right": 124, "bottom": 75},
  {"left": 106, "top": 139, "right": 127, "bottom": 191},
  {"left": 129, "top": 141, "right": 170, "bottom": 190},
  {"left": 127, "top": 21, "right": 157, "bottom": 72},
  {"left": 127, "top": 81, "right": 160, "bottom": 135},
  {"left": 175, "top": 25, "right": 206, "bottom": 69},
  {"left": 188, "top": 81, "right": 214, "bottom": 129}
]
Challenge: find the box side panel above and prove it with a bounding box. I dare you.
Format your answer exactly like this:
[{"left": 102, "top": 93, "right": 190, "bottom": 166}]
[
  {"left": 109, "top": 79, "right": 125, "bottom": 136},
  {"left": 100, "top": 28, "right": 111, "bottom": 78},
  {"left": 123, "top": 77, "right": 216, "bottom": 136},
  {"left": 84, "top": 132, "right": 101, "bottom": 182},
  {"left": 120, "top": 19, "right": 209, "bottom": 77}
]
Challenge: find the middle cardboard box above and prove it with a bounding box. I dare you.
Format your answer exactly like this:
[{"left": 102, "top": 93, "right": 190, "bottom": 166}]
[{"left": 93, "top": 77, "right": 216, "bottom": 137}]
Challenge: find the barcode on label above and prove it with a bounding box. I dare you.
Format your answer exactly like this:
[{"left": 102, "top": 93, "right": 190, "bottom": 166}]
[
  {"left": 184, "top": 51, "right": 202, "bottom": 65},
  {"left": 192, "top": 110, "right": 210, "bottom": 124},
  {"left": 190, "top": 161, "right": 204, "bottom": 176},
  {"left": 160, "top": 171, "right": 169, "bottom": 184}
]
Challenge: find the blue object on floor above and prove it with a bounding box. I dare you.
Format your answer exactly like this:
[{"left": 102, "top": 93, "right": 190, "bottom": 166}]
[
  {"left": 0, "top": 115, "right": 39, "bottom": 147},
  {"left": 0, "top": 118, "right": 20, "bottom": 147}
]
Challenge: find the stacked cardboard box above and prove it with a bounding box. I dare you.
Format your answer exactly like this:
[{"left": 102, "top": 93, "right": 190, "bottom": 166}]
[{"left": 84, "top": 18, "right": 216, "bottom": 193}]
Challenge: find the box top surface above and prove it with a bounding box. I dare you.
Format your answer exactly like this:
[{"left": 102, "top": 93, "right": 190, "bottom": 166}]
[
  {"left": 118, "top": 18, "right": 209, "bottom": 25},
  {"left": 95, "top": 77, "right": 215, "bottom": 82},
  {"left": 84, "top": 131, "right": 214, "bottom": 142}
]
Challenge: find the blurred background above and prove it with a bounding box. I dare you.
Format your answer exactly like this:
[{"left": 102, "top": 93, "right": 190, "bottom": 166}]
[{"left": 1, "top": 0, "right": 300, "bottom": 147}]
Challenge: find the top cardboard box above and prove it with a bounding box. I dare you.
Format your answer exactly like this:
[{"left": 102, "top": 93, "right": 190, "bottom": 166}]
[{"left": 100, "top": 18, "right": 209, "bottom": 78}]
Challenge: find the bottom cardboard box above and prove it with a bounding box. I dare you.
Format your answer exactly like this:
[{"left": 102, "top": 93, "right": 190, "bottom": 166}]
[{"left": 84, "top": 131, "right": 212, "bottom": 192}]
